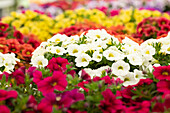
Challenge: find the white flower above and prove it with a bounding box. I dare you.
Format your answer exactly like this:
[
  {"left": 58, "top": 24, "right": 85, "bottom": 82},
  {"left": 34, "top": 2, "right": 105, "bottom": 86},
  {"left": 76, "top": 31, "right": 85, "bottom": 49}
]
[
  {"left": 111, "top": 60, "right": 130, "bottom": 76},
  {"left": 134, "top": 69, "right": 145, "bottom": 81},
  {"left": 121, "top": 72, "right": 139, "bottom": 87},
  {"left": 47, "top": 34, "right": 67, "bottom": 44},
  {"left": 92, "top": 51, "right": 102, "bottom": 62},
  {"left": 122, "top": 37, "right": 139, "bottom": 47},
  {"left": 103, "top": 50, "right": 124, "bottom": 61},
  {"left": 95, "top": 66, "right": 111, "bottom": 77},
  {"left": 93, "top": 39, "right": 107, "bottom": 50},
  {"left": 85, "top": 29, "right": 111, "bottom": 41},
  {"left": 141, "top": 45, "right": 155, "bottom": 60},
  {"left": 67, "top": 44, "right": 81, "bottom": 56},
  {"left": 31, "top": 56, "right": 48, "bottom": 68},
  {"left": 160, "top": 45, "right": 170, "bottom": 54},
  {"left": 0, "top": 53, "right": 5, "bottom": 67},
  {"left": 50, "top": 46, "right": 66, "bottom": 55},
  {"left": 127, "top": 53, "right": 143, "bottom": 66},
  {"left": 75, "top": 53, "right": 91, "bottom": 67}
]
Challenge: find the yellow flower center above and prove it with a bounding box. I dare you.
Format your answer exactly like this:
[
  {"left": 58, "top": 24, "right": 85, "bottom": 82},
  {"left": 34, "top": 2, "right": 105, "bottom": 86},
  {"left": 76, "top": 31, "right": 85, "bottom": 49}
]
[
  {"left": 0, "top": 49, "right": 4, "bottom": 53},
  {"left": 96, "top": 35, "right": 101, "bottom": 38},
  {"left": 167, "top": 47, "right": 170, "bottom": 51},
  {"left": 118, "top": 66, "right": 123, "bottom": 70},
  {"left": 145, "top": 50, "right": 150, "bottom": 54},
  {"left": 38, "top": 61, "right": 43, "bottom": 65},
  {"left": 82, "top": 58, "right": 87, "bottom": 62},
  {"left": 73, "top": 49, "right": 78, "bottom": 53},
  {"left": 97, "top": 55, "right": 101, "bottom": 59},
  {"left": 56, "top": 49, "right": 60, "bottom": 53},
  {"left": 26, "top": 51, "right": 31, "bottom": 55},
  {"left": 162, "top": 71, "right": 169, "bottom": 76},
  {"left": 108, "top": 53, "right": 114, "bottom": 57},
  {"left": 52, "top": 82, "right": 57, "bottom": 86},
  {"left": 124, "top": 77, "right": 130, "bottom": 81}
]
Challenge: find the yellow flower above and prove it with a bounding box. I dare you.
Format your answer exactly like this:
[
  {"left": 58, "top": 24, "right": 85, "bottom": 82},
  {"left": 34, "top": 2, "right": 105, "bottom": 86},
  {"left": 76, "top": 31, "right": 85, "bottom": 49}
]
[
  {"left": 125, "top": 22, "right": 135, "bottom": 33},
  {"left": 18, "top": 27, "right": 30, "bottom": 35},
  {"left": 1, "top": 16, "right": 14, "bottom": 24},
  {"left": 25, "top": 10, "right": 38, "bottom": 19},
  {"left": 152, "top": 11, "right": 161, "bottom": 17},
  {"left": 12, "top": 20, "right": 23, "bottom": 29},
  {"left": 162, "top": 13, "right": 170, "bottom": 20}
]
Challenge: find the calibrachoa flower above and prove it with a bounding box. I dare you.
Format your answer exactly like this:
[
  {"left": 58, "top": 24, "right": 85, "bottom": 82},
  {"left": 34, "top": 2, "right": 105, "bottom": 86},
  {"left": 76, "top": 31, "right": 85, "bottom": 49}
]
[
  {"left": 0, "top": 105, "right": 10, "bottom": 113},
  {"left": 99, "top": 89, "right": 125, "bottom": 113},
  {"left": 0, "top": 90, "right": 18, "bottom": 101},
  {"left": 157, "top": 80, "right": 170, "bottom": 95},
  {"left": 37, "top": 71, "right": 67, "bottom": 95},
  {"left": 153, "top": 65, "right": 170, "bottom": 80}
]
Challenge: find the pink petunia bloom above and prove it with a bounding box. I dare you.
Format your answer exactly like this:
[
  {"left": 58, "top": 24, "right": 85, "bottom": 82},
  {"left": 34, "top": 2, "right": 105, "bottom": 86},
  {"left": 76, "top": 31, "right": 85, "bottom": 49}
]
[
  {"left": 33, "top": 70, "right": 43, "bottom": 84},
  {"left": 47, "top": 57, "right": 69, "bottom": 73},
  {"left": 0, "top": 90, "right": 18, "bottom": 101},
  {"left": 153, "top": 65, "right": 170, "bottom": 80},
  {"left": 99, "top": 89, "right": 125, "bottom": 113},
  {"left": 37, "top": 71, "right": 67, "bottom": 95},
  {"left": 27, "top": 67, "right": 37, "bottom": 78},
  {"left": 157, "top": 80, "right": 170, "bottom": 95},
  {"left": 0, "top": 105, "right": 10, "bottom": 113},
  {"left": 12, "top": 69, "right": 25, "bottom": 85},
  {"left": 0, "top": 23, "right": 9, "bottom": 32}
]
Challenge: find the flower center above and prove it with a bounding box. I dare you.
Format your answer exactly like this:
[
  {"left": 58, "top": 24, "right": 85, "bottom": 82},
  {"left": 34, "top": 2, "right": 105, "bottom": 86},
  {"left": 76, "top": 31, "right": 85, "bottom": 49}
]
[
  {"left": 145, "top": 50, "right": 150, "bottom": 54},
  {"left": 55, "top": 39, "right": 60, "bottom": 43},
  {"left": 26, "top": 51, "right": 31, "bottom": 55},
  {"left": 73, "top": 49, "right": 78, "bottom": 53},
  {"left": 97, "top": 55, "right": 101, "bottom": 59},
  {"left": 135, "top": 74, "right": 139, "bottom": 78},
  {"left": 82, "top": 58, "right": 87, "bottom": 62},
  {"left": 108, "top": 53, "right": 114, "bottom": 57},
  {"left": 56, "top": 49, "right": 60, "bottom": 53},
  {"left": 167, "top": 47, "right": 170, "bottom": 51},
  {"left": 38, "top": 61, "right": 43, "bottom": 65},
  {"left": 0, "top": 49, "right": 4, "bottom": 53},
  {"left": 52, "top": 82, "right": 57, "bottom": 86},
  {"left": 162, "top": 71, "right": 169, "bottom": 76},
  {"left": 124, "top": 77, "right": 130, "bottom": 81},
  {"left": 118, "top": 66, "right": 123, "bottom": 70},
  {"left": 96, "top": 35, "right": 101, "bottom": 38}
]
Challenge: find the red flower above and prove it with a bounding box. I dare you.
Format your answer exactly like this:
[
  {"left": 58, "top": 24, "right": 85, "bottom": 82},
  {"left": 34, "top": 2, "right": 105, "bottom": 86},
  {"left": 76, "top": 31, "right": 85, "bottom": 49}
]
[
  {"left": 0, "top": 23, "right": 9, "bottom": 32},
  {"left": 77, "top": 81, "right": 89, "bottom": 92},
  {"left": 0, "top": 32, "right": 8, "bottom": 37},
  {"left": 13, "top": 30, "right": 24, "bottom": 44},
  {"left": 0, "top": 105, "right": 10, "bottom": 113},
  {"left": 8, "top": 45, "right": 20, "bottom": 53},
  {"left": 161, "top": 24, "right": 170, "bottom": 32},
  {"left": 158, "top": 18, "right": 169, "bottom": 27},
  {"left": 153, "top": 65, "right": 170, "bottom": 80},
  {"left": 37, "top": 71, "right": 67, "bottom": 95},
  {"left": 22, "top": 47, "right": 34, "bottom": 57},
  {"left": 157, "top": 30, "right": 168, "bottom": 36},
  {"left": 157, "top": 80, "right": 170, "bottom": 95},
  {"left": 0, "top": 45, "right": 8, "bottom": 54},
  {"left": 12, "top": 69, "right": 25, "bottom": 85},
  {"left": 125, "top": 101, "right": 151, "bottom": 113},
  {"left": 27, "top": 38, "right": 40, "bottom": 49},
  {"left": 80, "top": 69, "right": 91, "bottom": 82},
  {"left": 0, "top": 38, "right": 7, "bottom": 45},
  {"left": 152, "top": 102, "right": 164, "bottom": 112},
  {"left": 99, "top": 89, "right": 124, "bottom": 113},
  {"left": 0, "top": 90, "right": 18, "bottom": 101},
  {"left": 7, "top": 39, "right": 20, "bottom": 46},
  {"left": 33, "top": 70, "right": 43, "bottom": 84},
  {"left": 133, "top": 78, "right": 153, "bottom": 87}
]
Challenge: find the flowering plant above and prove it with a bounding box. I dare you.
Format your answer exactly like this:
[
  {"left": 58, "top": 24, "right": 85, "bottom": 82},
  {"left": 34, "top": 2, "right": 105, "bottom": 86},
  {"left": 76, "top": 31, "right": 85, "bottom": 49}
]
[
  {"left": 1, "top": 10, "right": 56, "bottom": 41},
  {"left": 134, "top": 17, "right": 170, "bottom": 40},
  {"left": 31, "top": 29, "right": 170, "bottom": 86}
]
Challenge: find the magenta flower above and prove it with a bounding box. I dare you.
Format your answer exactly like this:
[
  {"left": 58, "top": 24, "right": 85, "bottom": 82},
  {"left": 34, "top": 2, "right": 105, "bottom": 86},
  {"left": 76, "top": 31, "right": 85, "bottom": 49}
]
[
  {"left": 153, "top": 65, "right": 170, "bottom": 80},
  {"left": 27, "top": 67, "right": 36, "bottom": 78},
  {"left": 12, "top": 69, "right": 25, "bottom": 85},
  {"left": 99, "top": 89, "right": 124, "bottom": 113},
  {"left": 37, "top": 71, "right": 67, "bottom": 95},
  {"left": 157, "top": 80, "right": 170, "bottom": 95},
  {"left": 0, "top": 90, "right": 18, "bottom": 101},
  {"left": 47, "top": 57, "right": 69, "bottom": 72},
  {"left": 33, "top": 70, "right": 43, "bottom": 84},
  {"left": 80, "top": 69, "right": 91, "bottom": 82},
  {"left": 0, "top": 105, "right": 10, "bottom": 113}
]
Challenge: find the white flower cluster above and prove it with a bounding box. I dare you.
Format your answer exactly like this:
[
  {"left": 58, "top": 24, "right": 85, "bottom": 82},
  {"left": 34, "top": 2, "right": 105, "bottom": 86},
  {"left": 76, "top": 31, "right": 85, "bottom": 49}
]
[
  {"left": 31, "top": 29, "right": 170, "bottom": 86},
  {"left": 0, "top": 53, "right": 20, "bottom": 74}
]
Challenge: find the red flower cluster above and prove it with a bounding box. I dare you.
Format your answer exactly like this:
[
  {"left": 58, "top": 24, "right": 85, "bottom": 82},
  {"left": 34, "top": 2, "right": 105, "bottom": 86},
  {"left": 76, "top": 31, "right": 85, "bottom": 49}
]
[{"left": 135, "top": 17, "right": 170, "bottom": 40}]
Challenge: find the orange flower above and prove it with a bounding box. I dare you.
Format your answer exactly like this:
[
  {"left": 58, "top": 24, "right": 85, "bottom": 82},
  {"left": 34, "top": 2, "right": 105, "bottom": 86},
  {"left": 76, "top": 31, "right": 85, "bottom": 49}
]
[
  {"left": 0, "top": 45, "right": 9, "bottom": 54},
  {"left": 22, "top": 47, "right": 34, "bottom": 57},
  {"left": 8, "top": 45, "right": 20, "bottom": 53},
  {"left": 7, "top": 39, "right": 20, "bottom": 46},
  {"left": 0, "top": 38, "right": 7, "bottom": 45}
]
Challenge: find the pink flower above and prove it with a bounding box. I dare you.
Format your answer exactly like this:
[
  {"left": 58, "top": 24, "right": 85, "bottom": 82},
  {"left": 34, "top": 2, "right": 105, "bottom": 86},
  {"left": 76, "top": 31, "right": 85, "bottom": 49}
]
[
  {"left": 12, "top": 70, "right": 25, "bottom": 85},
  {"left": 47, "top": 57, "right": 69, "bottom": 72},
  {"left": 27, "top": 38, "right": 40, "bottom": 49},
  {"left": 110, "top": 10, "right": 119, "bottom": 16},
  {"left": 99, "top": 89, "right": 124, "bottom": 113},
  {"left": 33, "top": 70, "right": 43, "bottom": 84},
  {"left": 0, "top": 23, "right": 9, "bottom": 32},
  {"left": 157, "top": 80, "right": 170, "bottom": 95},
  {"left": 13, "top": 30, "right": 24, "bottom": 44},
  {"left": 153, "top": 65, "right": 170, "bottom": 80},
  {"left": 80, "top": 69, "right": 91, "bottom": 82},
  {"left": 37, "top": 71, "right": 67, "bottom": 95},
  {"left": 0, "top": 90, "right": 18, "bottom": 101},
  {"left": 0, "top": 105, "right": 10, "bottom": 113}
]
